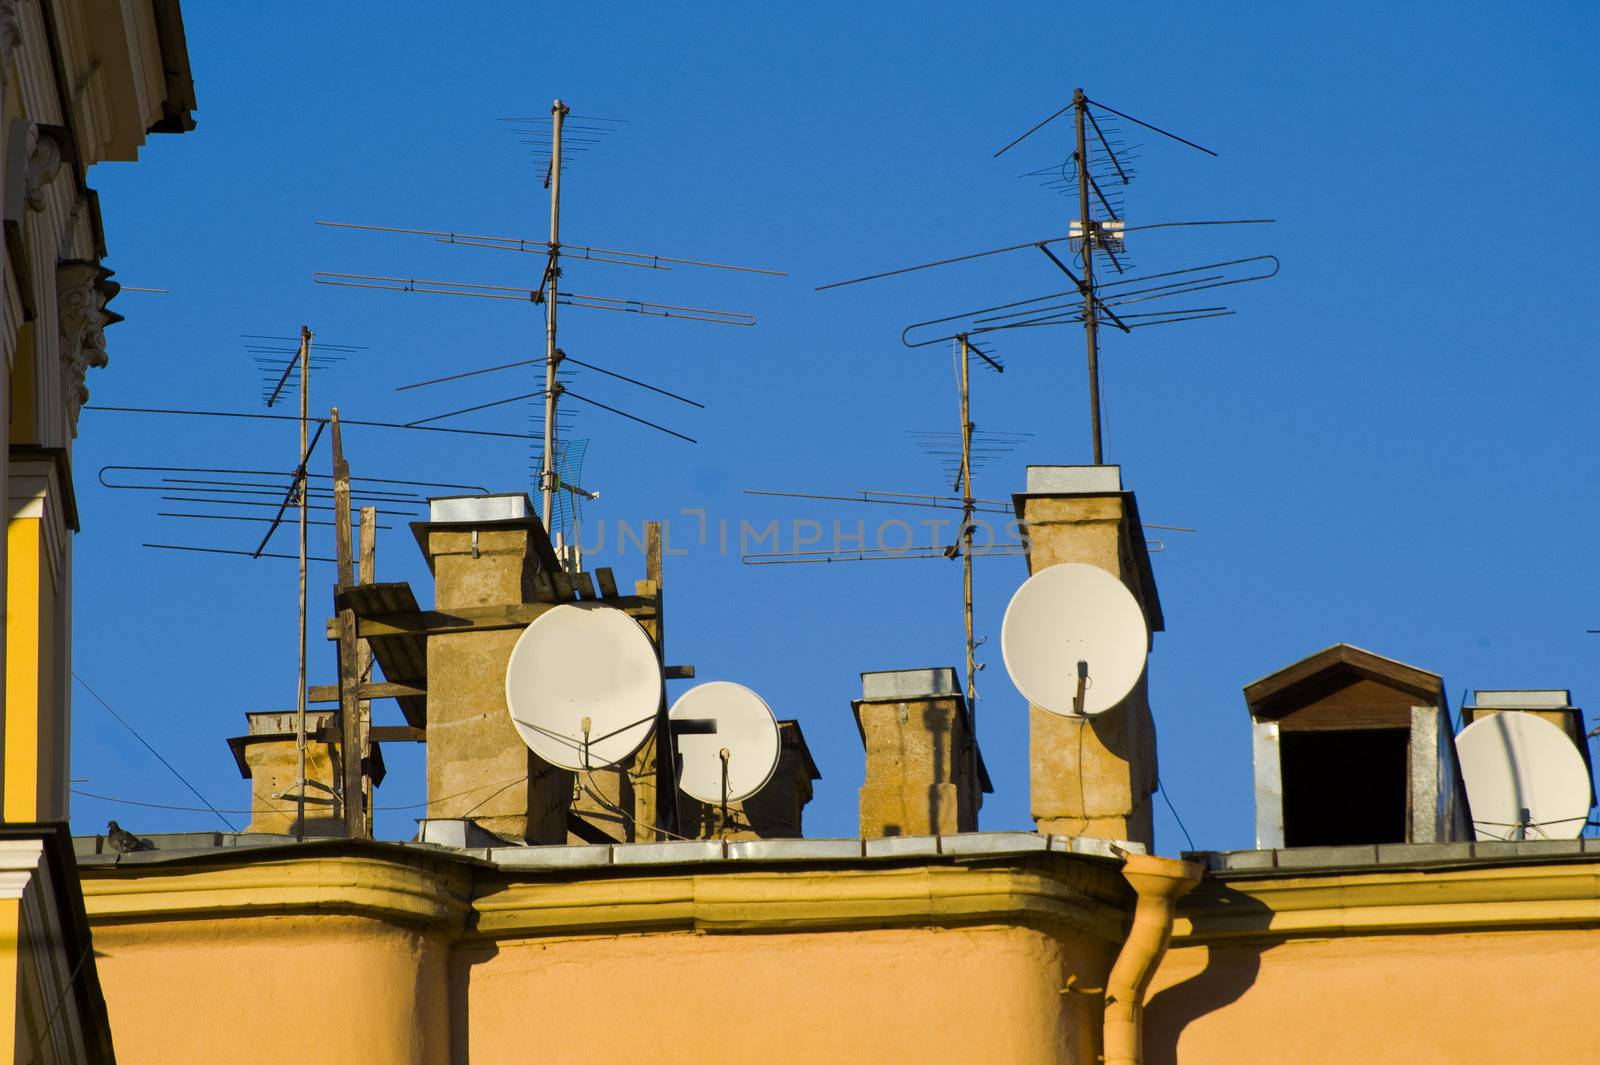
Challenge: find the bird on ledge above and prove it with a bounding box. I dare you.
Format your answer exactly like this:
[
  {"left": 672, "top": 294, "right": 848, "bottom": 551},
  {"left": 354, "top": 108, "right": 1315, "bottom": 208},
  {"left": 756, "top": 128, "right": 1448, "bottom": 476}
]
[{"left": 106, "top": 821, "right": 154, "bottom": 854}]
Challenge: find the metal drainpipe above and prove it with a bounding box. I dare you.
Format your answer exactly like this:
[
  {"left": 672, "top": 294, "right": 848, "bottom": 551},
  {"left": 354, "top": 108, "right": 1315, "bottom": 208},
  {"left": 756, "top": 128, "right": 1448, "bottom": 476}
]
[{"left": 1103, "top": 852, "right": 1204, "bottom": 1065}]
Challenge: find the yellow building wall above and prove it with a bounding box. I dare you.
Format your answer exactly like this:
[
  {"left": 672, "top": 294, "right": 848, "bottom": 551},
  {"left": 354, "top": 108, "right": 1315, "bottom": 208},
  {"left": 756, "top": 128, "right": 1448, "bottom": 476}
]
[
  {"left": 4, "top": 517, "right": 49, "bottom": 822},
  {"left": 85, "top": 917, "right": 1110, "bottom": 1065},
  {"left": 78, "top": 850, "right": 1131, "bottom": 1065},
  {"left": 0, "top": 897, "right": 16, "bottom": 1065},
  {"left": 92, "top": 916, "right": 451, "bottom": 1065},
  {"left": 455, "top": 925, "right": 1106, "bottom": 1065},
  {"left": 1147, "top": 930, "right": 1600, "bottom": 1065}
]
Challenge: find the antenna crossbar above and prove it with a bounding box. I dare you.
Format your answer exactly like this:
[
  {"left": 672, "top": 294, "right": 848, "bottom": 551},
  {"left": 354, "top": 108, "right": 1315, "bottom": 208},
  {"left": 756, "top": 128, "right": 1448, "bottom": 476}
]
[{"left": 316, "top": 220, "right": 785, "bottom": 276}]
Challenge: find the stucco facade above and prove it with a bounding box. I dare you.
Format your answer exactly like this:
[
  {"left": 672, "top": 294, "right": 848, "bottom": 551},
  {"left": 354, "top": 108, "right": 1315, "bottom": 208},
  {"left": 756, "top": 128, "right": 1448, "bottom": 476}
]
[
  {"left": 79, "top": 836, "right": 1145, "bottom": 1065},
  {"left": 65, "top": 836, "right": 1600, "bottom": 1064}
]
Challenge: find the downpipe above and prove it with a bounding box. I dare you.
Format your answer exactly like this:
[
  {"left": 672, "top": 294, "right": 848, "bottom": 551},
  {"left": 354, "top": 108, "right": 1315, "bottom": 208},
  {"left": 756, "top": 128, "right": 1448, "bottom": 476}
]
[{"left": 1103, "top": 852, "right": 1203, "bottom": 1065}]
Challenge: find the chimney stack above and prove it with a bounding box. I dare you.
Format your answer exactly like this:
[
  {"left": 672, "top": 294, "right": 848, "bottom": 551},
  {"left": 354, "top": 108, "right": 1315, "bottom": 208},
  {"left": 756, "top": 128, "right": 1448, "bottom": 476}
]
[
  {"left": 853, "top": 668, "right": 988, "bottom": 838},
  {"left": 416, "top": 494, "right": 570, "bottom": 844},
  {"left": 1013, "top": 466, "right": 1161, "bottom": 848},
  {"left": 227, "top": 711, "right": 384, "bottom": 837}
]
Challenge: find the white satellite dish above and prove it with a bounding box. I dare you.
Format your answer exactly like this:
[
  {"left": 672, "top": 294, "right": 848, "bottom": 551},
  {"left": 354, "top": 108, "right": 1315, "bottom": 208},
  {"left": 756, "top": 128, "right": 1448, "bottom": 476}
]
[
  {"left": 1001, "top": 562, "right": 1149, "bottom": 717},
  {"left": 505, "top": 603, "right": 661, "bottom": 771},
  {"left": 1455, "top": 712, "right": 1592, "bottom": 841},
  {"left": 668, "top": 682, "right": 781, "bottom": 805}
]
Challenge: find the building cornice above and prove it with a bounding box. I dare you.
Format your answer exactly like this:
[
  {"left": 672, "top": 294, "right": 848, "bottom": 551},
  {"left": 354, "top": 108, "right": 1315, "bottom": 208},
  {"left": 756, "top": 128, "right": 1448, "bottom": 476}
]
[
  {"left": 473, "top": 855, "right": 1130, "bottom": 942},
  {"left": 77, "top": 845, "right": 1135, "bottom": 945},
  {"left": 1175, "top": 858, "right": 1600, "bottom": 942},
  {"left": 81, "top": 853, "right": 474, "bottom": 932}
]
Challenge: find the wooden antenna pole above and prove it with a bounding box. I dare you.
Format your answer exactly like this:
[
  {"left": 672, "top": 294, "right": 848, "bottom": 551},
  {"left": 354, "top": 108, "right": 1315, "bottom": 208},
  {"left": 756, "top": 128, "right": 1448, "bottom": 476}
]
[
  {"left": 295, "top": 325, "right": 311, "bottom": 840},
  {"left": 330, "top": 408, "right": 364, "bottom": 838},
  {"left": 541, "top": 99, "right": 569, "bottom": 541},
  {"left": 1074, "top": 87, "right": 1103, "bottom": 466},
  {"left": 358, "top": 505, "right": 376, "bottom": 837},
  {"left": 645, "top": 521, "right": 679, "bottom": 838}
]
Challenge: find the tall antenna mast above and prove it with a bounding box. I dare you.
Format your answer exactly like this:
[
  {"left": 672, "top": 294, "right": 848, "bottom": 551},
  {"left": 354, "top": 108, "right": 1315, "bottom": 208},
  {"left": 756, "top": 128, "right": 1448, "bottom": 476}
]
[
  {"left": 958, "top": 334, "right": 977, "bottom": 718},
  {"left": 542, "top": 99, "right": 567, "bottom": 531},
  {"left": 295, "top": 324, "right": 311, "bottom": 840},
  {"left": 822, "top": 87, "right": 1275, "bottom": 466},
  {"left": 316, "top": 100, "right": 782, "bottom": 562},
  {"left": 743, "top": 333, "right": 1030, "bottom": 758},
  {"left": 1072, "top": 89, "right": 1104, "bottom": 464}
]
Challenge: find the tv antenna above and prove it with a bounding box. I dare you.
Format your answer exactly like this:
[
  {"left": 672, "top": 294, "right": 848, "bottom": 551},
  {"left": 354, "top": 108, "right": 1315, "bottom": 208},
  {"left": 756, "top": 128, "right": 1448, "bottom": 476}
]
[
  {"left": 315, "top": 98, "right": 784, "bottom": 562},
  {"left": 89, "top": 326, "right": 495, "bottom": 838},
  {"left": 744, "top": 334, "right": 1033, "bottom": 774},
  {"left": 818, "top": 88, "right": 1277, "bottom": 465}
]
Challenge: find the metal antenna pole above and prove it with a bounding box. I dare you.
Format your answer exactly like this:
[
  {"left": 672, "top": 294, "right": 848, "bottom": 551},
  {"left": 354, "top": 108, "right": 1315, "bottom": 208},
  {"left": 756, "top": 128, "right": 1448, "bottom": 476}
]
[
  {"left": 295, "top": 324, "right": 311, "bottom": 840},
  {"left": 541, "top": 99, "right": 568, "bottom": 541},
  {"left": 958, "top": 334, "right": 976, "bottom": 726},
  {"left": 1074, "top": 87, "right": 1103, "bottom": 465}
]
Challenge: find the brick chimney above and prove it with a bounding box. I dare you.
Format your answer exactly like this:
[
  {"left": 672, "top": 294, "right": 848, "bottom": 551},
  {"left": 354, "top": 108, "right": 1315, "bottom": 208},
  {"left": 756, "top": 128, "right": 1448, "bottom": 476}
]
[
  {"left": 1012, "top": 466, "right": 1161, "bottom": 848},
  {"left": 227, "top": 711, "right": 385, "bottom": 837},
  {"left": 853, "top": 668, "right": 988, "bottom": 838},
  {"left": 416, "top": 494, "right": 570, "bottom": 844}
]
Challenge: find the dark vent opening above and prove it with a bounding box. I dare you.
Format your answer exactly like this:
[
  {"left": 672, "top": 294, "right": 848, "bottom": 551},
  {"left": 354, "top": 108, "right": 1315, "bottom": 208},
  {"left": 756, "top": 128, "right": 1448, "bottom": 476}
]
[{"left": 1281, "top": 728, "right": 1408, "bottom": 846}]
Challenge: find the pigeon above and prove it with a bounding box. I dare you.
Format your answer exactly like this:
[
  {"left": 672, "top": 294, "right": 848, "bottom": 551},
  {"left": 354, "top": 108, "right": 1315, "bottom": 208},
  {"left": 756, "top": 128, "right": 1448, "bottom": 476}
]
[{"left": 106, "top": 821, "right": 154, "bottom": 854}]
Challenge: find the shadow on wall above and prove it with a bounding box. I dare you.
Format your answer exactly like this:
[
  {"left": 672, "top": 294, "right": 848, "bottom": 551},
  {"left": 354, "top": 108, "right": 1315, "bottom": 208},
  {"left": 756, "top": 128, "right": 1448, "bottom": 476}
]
[
  {"left": 926, "top": 705, "right": 948, "bottom": 833},
  {"left": 1143, "top": 883, "right": 1280, "bottom": 1065},
  {"left": 451, "top": 941, "right": 499, "bottom": 1065}
]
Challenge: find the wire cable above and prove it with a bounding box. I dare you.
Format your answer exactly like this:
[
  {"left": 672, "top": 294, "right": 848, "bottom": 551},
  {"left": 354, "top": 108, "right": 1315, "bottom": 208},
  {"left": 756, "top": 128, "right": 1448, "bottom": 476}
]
[
  {"left": 1157, "top": 776, "right": 1197, "bottom": 853},
  {"left": 72, "top": 674, "right": 238, "bottom": 832},
  {"left": 70, "top": 771, "right": 534, "bottom": 818}
]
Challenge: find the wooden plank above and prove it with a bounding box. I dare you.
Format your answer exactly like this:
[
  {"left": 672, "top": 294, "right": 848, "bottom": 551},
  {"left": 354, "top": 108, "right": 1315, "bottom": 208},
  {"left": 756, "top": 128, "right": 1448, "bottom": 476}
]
[
  {"left": 664, "top": 665, "right": 696, "bottom": 680},
  {"left": 307, "top": 681, "right": 426, "bottom": 703},
  {"left": 531, "top": 571, "right": 558, "bottom": 602},
  {"left": 647, "top": 522, "right": 663, "bottom": 646},
  {"left": 327, "top": 596, "right": 659, "bottom": 640},
  {"left": 337, "top": 608, "right": 365, "bottom": 838},
  {"left": 575, "top": 571, "right": 596, "bottom": 599},
  {"left": 357, "top": 505, "right": 376, "bottom": 837},
  {"left": 369, "top": 725, "right": 425, "bottom": 743},
  {"left": 551, "top": 570, "right": 576, "bottom": 601},
  {"left": 358, "top": 508, "right": 377, "bottom": 586},
  {"left": 330, "top": 410, "right": 355, "bottom": 591},
  {"left": 645, "top": 520, "right": 675, "bottom": 837},
  {"left": 594, "top": 566, "right": 618, "bottom": 598}
]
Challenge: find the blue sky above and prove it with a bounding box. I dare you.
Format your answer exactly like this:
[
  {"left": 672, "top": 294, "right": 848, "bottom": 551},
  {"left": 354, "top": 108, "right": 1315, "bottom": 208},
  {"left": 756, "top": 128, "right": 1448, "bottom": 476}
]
[{"left": 73, "top": 4, "right": 1600, "bottom": 849}]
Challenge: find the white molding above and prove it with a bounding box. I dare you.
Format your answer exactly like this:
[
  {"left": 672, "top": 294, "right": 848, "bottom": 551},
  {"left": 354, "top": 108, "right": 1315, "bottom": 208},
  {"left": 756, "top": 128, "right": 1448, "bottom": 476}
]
[
  {"left": 8, "top": 454, "right": 66, "bottom": 586},
  {"left": 0, "top": 838, "right": 44, "bottom": 899}
]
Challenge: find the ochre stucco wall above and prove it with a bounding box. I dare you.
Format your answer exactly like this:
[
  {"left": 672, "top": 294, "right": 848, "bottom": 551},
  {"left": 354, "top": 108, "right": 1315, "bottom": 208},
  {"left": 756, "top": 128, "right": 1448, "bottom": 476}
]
[
  {"left": 89, "top": 916, "right": 1116, "bottom": 1065},
  {"left": 453, "top": 925, "right": 1112, "bottom": 1065},
  {"left": 91, "top": 916, "right": 452, "bottom": 1065},
  {"left": 1146, "top": 930, "right": 1600, "bottom": 1065}
]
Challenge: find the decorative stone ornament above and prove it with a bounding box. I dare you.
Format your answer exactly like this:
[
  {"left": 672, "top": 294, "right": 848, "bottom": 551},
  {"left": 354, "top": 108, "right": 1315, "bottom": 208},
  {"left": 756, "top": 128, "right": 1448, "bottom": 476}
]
[
  {"left": 57, "top": 260, "right": 119, "bottom": 433},
  {"left": 24, "top": 124, "right": 61, "bottom": 212}
]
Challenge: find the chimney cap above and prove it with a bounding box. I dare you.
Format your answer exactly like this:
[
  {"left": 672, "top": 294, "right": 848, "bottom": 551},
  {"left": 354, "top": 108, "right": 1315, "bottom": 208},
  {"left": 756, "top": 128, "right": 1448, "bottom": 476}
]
[
  {"left": 1023, "top": 465, "right": 1122, "bottom": 494},
  {"left": 226, "top": 712, "right": 387, "bottom": 786},
  {"left": 409, "top": 492, "right": 560, "bottom": 574},
  {"left": 859, "top": 667, "right": 963, "bottom": 702},
  {"left": 1465, "top": 689, "right": 1573, "bottom": 710},
  {"left": 428, "top": 493, "right": 535, "bottom": 523}
]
